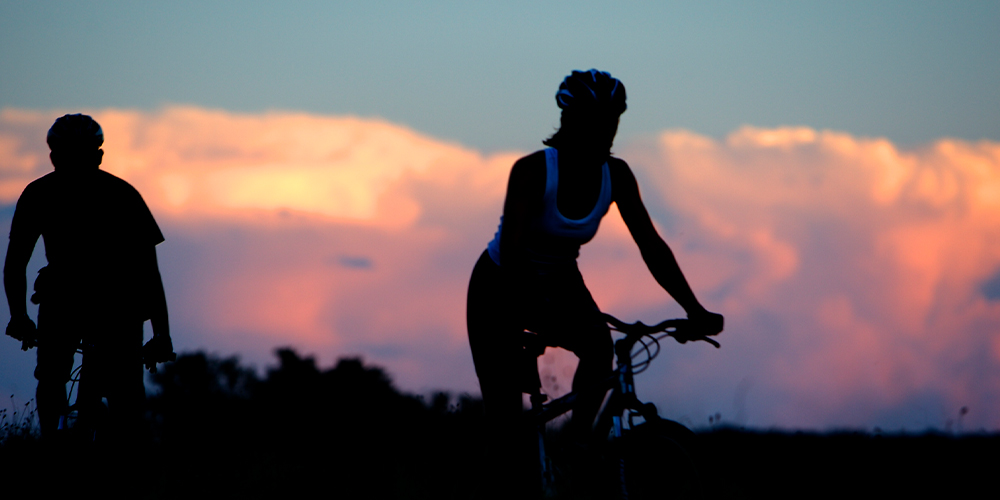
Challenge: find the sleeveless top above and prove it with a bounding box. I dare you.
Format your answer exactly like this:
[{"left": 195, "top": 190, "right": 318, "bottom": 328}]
[{"left": 486, "top": 148, "right": 613, "bottom": 272}]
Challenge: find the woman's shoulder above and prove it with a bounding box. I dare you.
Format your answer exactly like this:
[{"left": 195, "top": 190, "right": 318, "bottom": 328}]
[
  {"left": 606, "top": 155, "right": 630, "bottom": 168},
  {"left": 606, "top": 156, "right": 641, "bottom": 203},
  {"left": 607, "top": 156, "right": 635, "bottom": 180},
  {"left": 514, "top": 149, "right": 548, "bottom": 168},
  {"left": 510, "top": 150, "right": 548, "bottom": 181},
  {"left": 507, "top": 150, "right": 548, "bottom": 201}
]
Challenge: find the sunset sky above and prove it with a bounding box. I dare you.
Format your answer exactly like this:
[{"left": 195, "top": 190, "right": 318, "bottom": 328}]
[{"left": 2, "top": 2, "right": 999, "bottom": 431}]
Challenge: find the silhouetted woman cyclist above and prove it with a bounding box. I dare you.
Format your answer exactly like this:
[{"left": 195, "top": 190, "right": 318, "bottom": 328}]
[{"left": 466, "top": 70, "right": 723, "bottom": 495}]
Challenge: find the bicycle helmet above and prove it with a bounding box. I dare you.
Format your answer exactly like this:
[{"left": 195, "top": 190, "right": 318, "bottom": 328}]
[
  {"left": 555, "top": 69, "right": 627, "bottom": 116},
  {"left": 46, "top": 114, "right": 104, "bottom": 151}
]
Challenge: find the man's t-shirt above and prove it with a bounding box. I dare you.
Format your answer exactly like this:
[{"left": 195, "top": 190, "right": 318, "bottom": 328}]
[{"left": 9, "top": 169, "right": 164, "bottom": 318}]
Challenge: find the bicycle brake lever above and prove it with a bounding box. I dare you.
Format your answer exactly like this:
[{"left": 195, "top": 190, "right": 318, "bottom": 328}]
[
  {"left": 671, "top": 331, "right": 721, "bottom": 349},
  {"left": 696, "top": 336, "right": 721, "bottom": 349}
]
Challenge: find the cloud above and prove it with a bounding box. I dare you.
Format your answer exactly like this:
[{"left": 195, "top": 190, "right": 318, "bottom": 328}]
[
  {"left": 614, "top": 127, "right": 1000, "bottom": 429},
  {"left": 2, "top": 107, "right": 999, "bottom": 430},
  {"left": 0, "top": 106, "right": 516, "bottom": 396}
]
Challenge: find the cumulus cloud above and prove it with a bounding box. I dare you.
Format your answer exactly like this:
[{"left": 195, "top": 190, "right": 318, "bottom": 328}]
[
  {"left": 614, "top": 127, "right": 1000, "bottom": 429},
  {"left": 2, "top": 107, "right": 999, "bottom": 430},
  {"left": 0, "top": 107, "right": 517, "bottom": 395}
]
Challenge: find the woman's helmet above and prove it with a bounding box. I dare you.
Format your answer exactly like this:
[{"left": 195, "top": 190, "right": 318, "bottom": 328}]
[
  {"left": 555, "top": 69, "right": 627, "bottom": 116},
  {"left": 46, "top": 114, "right": 104, "bottom": 151}
]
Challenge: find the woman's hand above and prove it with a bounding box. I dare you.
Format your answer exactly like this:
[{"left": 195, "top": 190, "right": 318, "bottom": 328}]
[{"left": 688, "top": 308, "right": 724, "bottom": 337}]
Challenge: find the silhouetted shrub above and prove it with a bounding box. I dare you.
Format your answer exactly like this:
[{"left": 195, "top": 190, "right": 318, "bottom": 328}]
[
  {"left": 6, "top": 348, "right": 996, "bottom": 499},
  {"left": 142, "top": 348, "right": 487, "bottom": 498}
]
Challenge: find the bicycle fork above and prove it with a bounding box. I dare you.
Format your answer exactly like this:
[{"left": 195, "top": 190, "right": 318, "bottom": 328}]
[
  {"left": 537, "top": 425, "right": 557, "bottom": 497},
  {"left": 612, "top": 414, "right": 630, "bottom": 500},
  {"left": 608, "top": 354, "right": 658, "bottom": 500}
]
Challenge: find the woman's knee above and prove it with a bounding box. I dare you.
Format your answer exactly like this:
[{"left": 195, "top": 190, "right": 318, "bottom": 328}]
[{"left": 570, "top": 327, "right": 613, "bottom": 365}]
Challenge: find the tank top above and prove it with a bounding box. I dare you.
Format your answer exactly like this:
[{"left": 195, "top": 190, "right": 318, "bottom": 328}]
[{"left": 486, "top": 148, "right": 612, "bottom": 271}]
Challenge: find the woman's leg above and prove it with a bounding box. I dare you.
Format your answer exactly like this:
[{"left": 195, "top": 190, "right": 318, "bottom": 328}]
[
  {"left": 467, "top": 251, "right": 523, "bottom": 420},
  {"left": 533, "top": 273, "right": 613, "bottom": 438},
  {"left": 567, "top": 320, "right": 614, "bottom": 436},
  {"left": 466, "top": 251, "right": 537, "bottom": 498}
]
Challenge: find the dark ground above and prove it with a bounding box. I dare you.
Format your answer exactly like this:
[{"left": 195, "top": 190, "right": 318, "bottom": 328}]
[{"left": 2, "top": 350, "right": 997, "bottom": 498}]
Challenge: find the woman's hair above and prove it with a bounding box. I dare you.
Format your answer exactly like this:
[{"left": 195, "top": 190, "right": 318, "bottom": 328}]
[
  {"left": 543, "top": 70, "right": 626, "bottom": 153},
  {"left": 543, "top": 110, "right": 620, "bottom": 152}
]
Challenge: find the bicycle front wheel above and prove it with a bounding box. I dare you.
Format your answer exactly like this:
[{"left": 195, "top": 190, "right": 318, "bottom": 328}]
[{"left": 620, "top": 419, "right": 702, "bottom": 500}]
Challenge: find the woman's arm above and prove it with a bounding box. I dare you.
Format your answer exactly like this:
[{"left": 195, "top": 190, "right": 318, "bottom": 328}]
[{"left": 610, "top": 159, "right": 723, "bottom": 333}]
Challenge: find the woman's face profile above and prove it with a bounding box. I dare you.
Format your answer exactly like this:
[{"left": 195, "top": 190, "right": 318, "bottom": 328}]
[{"left": 566, "top": 113, "right": 620, "bottom": 152}]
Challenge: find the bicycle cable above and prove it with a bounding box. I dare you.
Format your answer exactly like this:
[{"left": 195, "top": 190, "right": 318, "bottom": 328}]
[
  {"left": 632, "top": 335, "right": 654, "bottom": 374},
  {"left": 636, "top": 333, "right": 668, "bottom": 374},
  {"left": 609, "top": 326, "right": 667, "bottom": 375},
  {"left": 66, "top": 346, "right": 84, "bottom": 407}
]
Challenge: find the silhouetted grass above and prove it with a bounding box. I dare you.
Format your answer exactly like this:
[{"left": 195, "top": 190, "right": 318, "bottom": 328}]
[
  {"left": 694, "top": 426, "right": 1000, "bottom": 498},
  {"left": 1, "top": 350, "right": 997, "bottom": 498},
  {"left": 0, "top": 396, "right": 39, "bottom": 446}
]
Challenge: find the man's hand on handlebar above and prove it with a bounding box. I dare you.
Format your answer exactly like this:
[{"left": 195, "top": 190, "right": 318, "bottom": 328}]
[
  {"left": 6, "top": 314, "right": 38, "bottom": 351},
  {"left": 142, "top": 335, "right": 177, "bottom": 373}
]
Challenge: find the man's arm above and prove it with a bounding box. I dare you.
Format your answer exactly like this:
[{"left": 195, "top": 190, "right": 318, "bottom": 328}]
[
  {"left": 3, "top": 236, "right": 34, "bottom": 318},
  {"left": 4, "top": 232, "right": 39, "bottom": 348},
  {"left": 610, "top": 160, "right": 723, "bottom": 334},
  {"left": 142, "top": 245, "right": 174, "bottom": 370},
  {"left": 147, "top": 246, "right": 169, "bottom": 339}
]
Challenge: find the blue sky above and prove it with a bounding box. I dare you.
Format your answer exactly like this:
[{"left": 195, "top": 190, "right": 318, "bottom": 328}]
[{"left": 3, "top": 1, "right": 998, "bottom": 151}]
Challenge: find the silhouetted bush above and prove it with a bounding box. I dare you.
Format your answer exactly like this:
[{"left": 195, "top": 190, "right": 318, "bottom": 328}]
[
  {"left": 143, "top": 349, "right": 488, "bottom": 498},
  {"left": 3, "top": 348, "right": 998, "bottom": 499}
]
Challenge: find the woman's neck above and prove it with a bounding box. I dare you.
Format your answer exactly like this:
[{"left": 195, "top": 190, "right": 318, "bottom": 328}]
[{"left": 557, "top": 146, "right": 609, "bottom": 169}]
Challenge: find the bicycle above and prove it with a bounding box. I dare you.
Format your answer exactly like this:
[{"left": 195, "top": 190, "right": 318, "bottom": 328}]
[
  {"left": 521, "top": 313, "right": 720, "bottom": 499},
  {"left": 58, "top": 336, "right": 176, "bottom": 439}
]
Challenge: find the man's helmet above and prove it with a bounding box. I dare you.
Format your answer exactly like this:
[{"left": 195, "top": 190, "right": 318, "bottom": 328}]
[
  {"left": 46, "top": 114, "right": 104, "bottom": 151},
  {"left": 555, "top": 69, "right": 627, "bottom": 116}
]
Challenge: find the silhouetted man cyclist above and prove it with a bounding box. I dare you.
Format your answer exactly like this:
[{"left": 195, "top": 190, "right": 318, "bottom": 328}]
[
  {"left": 4, "top": 114, "right": 174, "bottom": 443},
  {"left": 467, "top": 70, "right": 723, "bottom": 497}
]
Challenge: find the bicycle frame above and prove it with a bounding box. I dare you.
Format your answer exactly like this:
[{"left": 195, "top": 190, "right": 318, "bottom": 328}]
[
  {"left": 524, "top": 314, "right": 717, "bottom": 497},
  {"left": 58, "top": 340, "right": 176, "bottom": 437}
]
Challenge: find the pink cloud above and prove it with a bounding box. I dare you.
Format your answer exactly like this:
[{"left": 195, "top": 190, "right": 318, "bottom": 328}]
[
  {"left": 615, "top": 128, "right": 1000, "bottom": 429},
  {"left": 2, "top": 108, "right": 999, "bottom": 430}
]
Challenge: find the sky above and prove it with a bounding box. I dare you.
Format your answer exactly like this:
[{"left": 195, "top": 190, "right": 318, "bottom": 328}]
[{"left": 1, "top": 1, "right": 999, "bottom": 431}]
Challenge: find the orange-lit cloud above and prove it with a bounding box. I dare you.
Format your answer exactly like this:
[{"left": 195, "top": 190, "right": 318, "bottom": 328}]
[
  {"left": 612, "top": 127, "right": 1000, "bottom": 429},
  {"left": 2, "top": 108, "right": 999, "bottom": 430}
]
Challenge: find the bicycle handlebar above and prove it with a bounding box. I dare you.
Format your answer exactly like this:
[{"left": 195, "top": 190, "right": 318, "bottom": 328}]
[{"left": 602, "top": 313, "right": 721, "bottom": 349}]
